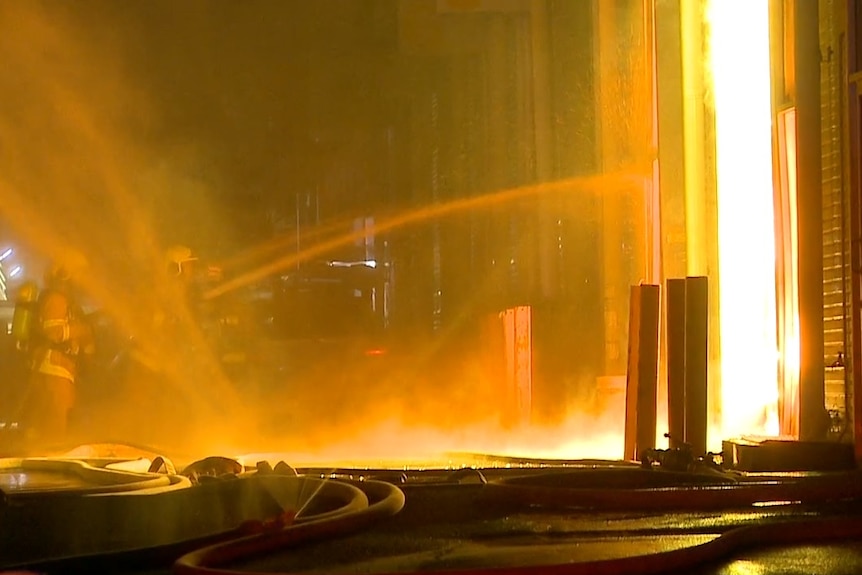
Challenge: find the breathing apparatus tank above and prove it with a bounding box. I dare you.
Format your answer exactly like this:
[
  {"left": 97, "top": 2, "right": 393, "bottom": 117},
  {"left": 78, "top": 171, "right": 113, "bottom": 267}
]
[{"left": 11, "top": 280, "right": 39, "bottom": 350}]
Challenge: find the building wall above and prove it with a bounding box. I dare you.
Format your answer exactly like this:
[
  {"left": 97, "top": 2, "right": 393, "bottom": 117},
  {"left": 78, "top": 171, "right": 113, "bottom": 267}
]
[
  {"left": 846, "top": 0, "right": 862, "bottom": 456},
  {"left": 819, "top": 0, "right": 853, "bottom": 438},
  {"left": 384, "top": 0, "right": 659, "bottom": 425}
]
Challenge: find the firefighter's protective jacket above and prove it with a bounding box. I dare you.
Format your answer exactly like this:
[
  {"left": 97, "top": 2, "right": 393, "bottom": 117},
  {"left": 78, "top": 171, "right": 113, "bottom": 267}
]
[{"left": 31, "top": 288, "right": 94, "bottom": 383}]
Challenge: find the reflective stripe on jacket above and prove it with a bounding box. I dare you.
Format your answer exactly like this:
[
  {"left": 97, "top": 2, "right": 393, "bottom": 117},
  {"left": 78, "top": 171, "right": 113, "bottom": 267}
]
[{"left": 32, "top": 289, "right": 82, "bottom": 383}]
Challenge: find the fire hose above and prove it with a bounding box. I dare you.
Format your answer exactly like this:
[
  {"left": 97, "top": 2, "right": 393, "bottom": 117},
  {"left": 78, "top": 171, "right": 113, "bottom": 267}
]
[
  {"left": 172, "top": 471, "right": 862, "bottom": 575},
  {"left": 477, "top": 470, "right": 862, "bottom": 511},
  {"left": 173, "top": 479, "right": 406, "bottom": 575},
  {"left": 173, "top": 516, "right": 861, "bottom": 575}
]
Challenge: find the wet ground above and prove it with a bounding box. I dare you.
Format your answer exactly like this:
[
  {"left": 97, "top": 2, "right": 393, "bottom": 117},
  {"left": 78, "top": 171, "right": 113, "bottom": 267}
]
[
  {"left": 217, "top": 480, "right": 862, "bottom": 575},
  {"left": 693, "top": 543, "right": 862, "bottom": 575},
  {"left": 4, "top": 460, "right": 862, "bottom": 575}
]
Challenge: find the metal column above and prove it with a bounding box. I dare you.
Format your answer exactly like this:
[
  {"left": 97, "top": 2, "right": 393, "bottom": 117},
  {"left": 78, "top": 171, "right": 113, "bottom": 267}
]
[
  {"left": 624, "top": 284, "right": 661, "bottom": 461},
  {"left": 796, "top": 0, "right": 827, "bottom": 441},
  {"left": 684, "top": 276, "right": 709, "bottom": 456},
  {"left": 665, "top": 276, "right": 709, "bottom": 453},
  {"left": 666, "top": 278, "right": 687, "bottom": 448}
]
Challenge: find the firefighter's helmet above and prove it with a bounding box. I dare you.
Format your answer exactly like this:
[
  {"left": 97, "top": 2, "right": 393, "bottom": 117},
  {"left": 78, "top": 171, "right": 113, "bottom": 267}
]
[
  {"left": 165, "top": 245, "right": 198, "bottom": 276},
  {"left": 46, "top": 248, "right": 88, "bottom": 283}
]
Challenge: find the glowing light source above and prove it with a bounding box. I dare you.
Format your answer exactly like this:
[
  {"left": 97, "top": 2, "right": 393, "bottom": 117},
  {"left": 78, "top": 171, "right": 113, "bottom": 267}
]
[
  {"left": 8, "top": 265, "right": 22, "bottom": 278},
  {"left": 0, "top": 248, "right": 11, "bottom": 262},
  {"left": 501, "top": 305, "right": 532, "bottom": 425},
  {"left": 328, "top": 259, "right": 377, "bottom": 268},
  {"left": 707, "top": 0, "right": 779, "bottom": 439},
  {"left": 776, "top": 108, "right": 800, "bottom": 437}
]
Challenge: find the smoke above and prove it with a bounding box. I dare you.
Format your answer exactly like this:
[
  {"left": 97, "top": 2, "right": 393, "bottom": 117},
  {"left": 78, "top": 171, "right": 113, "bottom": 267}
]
[
  {"left": 0, "top": 1, "right": 249, "bottom": 451},
  {"left": 0, "top": 1, "right": 643, "bottom": 464},
  {"left": 236, "top": 392, "right": 628, "bottom": 468}
]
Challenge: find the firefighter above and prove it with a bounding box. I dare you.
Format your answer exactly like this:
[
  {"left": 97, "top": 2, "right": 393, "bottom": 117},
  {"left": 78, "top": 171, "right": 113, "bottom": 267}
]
[
  {"left": 163, "top": 244, "right": 233, "bottom": 337},
  {"left": 165, "top": 244, "right": 199, "bottom": 289},
  {"left": 163, "top": 244, "right": 204, "bottom": 323},
  {"left": 22, "top": 250, "right": 95, "bottom": 449}
]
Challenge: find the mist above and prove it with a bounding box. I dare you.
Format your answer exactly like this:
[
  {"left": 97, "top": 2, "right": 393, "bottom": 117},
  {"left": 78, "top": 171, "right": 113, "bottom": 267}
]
[
  {"left": 0, "top": 0, "right": 653, "bottom": 464},
  {"left": 0, "top": 0, "right": 245, "bottom": 452}
]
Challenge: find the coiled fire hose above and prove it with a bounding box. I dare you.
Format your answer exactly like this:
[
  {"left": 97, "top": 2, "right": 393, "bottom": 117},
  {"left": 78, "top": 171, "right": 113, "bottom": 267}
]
[
  {"left": 173, "top": 479, "right": 406, "bottom": 575},
  {"left": 173, "top": 472, "right": 862, "bottom": 575},
  {"left": 181, "top": 516, "right": 859, "bottom": 575}
]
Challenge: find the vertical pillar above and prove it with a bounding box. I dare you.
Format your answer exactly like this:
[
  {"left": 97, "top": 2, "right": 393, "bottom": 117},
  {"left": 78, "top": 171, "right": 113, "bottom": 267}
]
[
  {"left": 679, "top": 0, "right": 708, "bottom": 277},
  {"left": 684, "top": 276, "right": 708, "bottom": 455},
  {"left": 530, "top": 0, "right": 557, "bottom": 299},
  {"left": 624, "top": 284, "right": 661, "bottom": 461},
  {"left": 847, "top": 1, "right": 862, "bottom": 465},
  {"left": 666, "top": 278, "right": 687, "bottom": 448},
  {"left": 795, "top": 0, "right": 826, "bottom": 440},
  {"left": 655, "top": 0, "right": 688, "bottom": 281},
  {"left": 595, "top": 0, "right": 626, "bottom": 377},
  {"left": 653, "top": 0, "right": 686, "bottom": 447}
]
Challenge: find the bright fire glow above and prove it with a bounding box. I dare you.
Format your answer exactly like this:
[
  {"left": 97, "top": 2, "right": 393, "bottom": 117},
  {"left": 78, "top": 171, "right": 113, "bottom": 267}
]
[
  {"left": 501, "top": 305, "right": 532, "bottom": 424},
  {"left": 707, "top": 0, "right": 780, "bottom": 439},
  {"left": 233, "top": 419, "right": 626, "bottom": 470},
  {"left": 776, "top": 108, "right": 800, "bottom": 437}
]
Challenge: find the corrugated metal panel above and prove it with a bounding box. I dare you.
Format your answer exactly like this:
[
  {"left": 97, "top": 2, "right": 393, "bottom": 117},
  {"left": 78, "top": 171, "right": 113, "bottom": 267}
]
[{"left": 819, "top": 0, "right": 852, "bottom": 439}]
